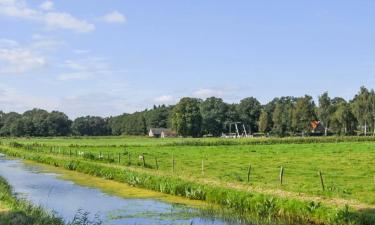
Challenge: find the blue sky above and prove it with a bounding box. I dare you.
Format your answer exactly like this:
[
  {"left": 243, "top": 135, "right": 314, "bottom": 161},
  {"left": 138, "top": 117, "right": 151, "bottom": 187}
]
[{"left": 0, "top": 0, "right": 375, "bottom": 118}]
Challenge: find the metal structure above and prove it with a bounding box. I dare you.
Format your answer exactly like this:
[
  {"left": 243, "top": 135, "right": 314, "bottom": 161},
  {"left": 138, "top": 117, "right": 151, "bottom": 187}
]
[{"left": 222, "top": 122, "right": 251, "bottom": 138}]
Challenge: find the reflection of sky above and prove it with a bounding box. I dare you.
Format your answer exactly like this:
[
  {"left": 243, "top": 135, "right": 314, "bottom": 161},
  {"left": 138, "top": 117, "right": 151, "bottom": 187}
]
[{"left": 0, "top": 159, "right": 229, "bottom": 225}]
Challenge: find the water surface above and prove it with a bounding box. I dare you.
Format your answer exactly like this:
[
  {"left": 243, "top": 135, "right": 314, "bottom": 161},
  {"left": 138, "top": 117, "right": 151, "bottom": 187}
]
[{"left": 0, "top": 155, "right": 234, "bottom": 225}]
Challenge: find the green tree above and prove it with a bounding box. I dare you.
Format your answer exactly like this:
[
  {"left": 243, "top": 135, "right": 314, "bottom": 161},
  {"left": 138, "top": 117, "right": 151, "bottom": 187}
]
[
  {"left": 318, "top": 92, "right": 333, "bottom": 136},
  {"left": 292, "top": 95, "right": 316, "bottom": 135},
  {"left": 351, "top": 87, "right": 371, "bottom": 135},
  {"left": 72, "top": 116, "right": 110, "bottom": 136},
  {"left": 0, "top": 112, "right": 21, "bottom": 136},
  {"left": 144, "top": 105, "right": 172, "bottom": 129},
  {"left": 237, "top": 97, "right": 261, "bottom": 134},
  {"left": 331, "top": 101, "right": 356, "bottom": 135},
  {"left": 46, "top": 111, "right": 71, "bottom": 136},
  {"left": 200, "top": 97, "right": 228, "bottom": 136},
  {"left": 272, "top": 97, "right": 295, "bottom": 136},
  {"left": 172, "top": 97, "right": 202, "bottom": 137},
  {"left": 258, "top": 110, "right": 270, "bottom": 133}
]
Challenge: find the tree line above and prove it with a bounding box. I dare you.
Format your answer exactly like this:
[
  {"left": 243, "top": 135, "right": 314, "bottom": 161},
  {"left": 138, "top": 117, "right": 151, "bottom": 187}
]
[{"left": 0, "top": 86, "right": 374, "bottom": 137}]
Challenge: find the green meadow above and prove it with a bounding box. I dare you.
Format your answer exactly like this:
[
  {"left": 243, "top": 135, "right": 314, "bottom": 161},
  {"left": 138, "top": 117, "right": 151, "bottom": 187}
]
[{"left": 2, "top": 136, "right": 375, "bottom": 224}]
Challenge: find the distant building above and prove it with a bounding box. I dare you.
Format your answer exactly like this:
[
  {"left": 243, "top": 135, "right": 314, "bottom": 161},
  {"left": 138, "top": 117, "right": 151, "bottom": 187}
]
[
  {"left": 311, "top": 121, "right": 326, "bottom": 134},
  {"left": 149, "top": 128, "right": 176, "bottom": 138}
]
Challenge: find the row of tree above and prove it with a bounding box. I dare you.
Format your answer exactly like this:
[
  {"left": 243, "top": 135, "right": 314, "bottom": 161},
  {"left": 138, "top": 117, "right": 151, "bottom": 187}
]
[{"left": 0, "top": 86, "right": 373, "bottom": 137}]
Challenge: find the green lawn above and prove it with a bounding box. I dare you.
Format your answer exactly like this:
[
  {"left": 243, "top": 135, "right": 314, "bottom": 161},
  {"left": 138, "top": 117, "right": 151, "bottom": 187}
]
[{"left": 4, "top": 137, "right": 375, "bottom": 206}]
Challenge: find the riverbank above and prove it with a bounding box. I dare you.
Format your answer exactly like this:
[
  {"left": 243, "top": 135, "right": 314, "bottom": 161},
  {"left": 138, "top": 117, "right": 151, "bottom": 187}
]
[
  {"left": 0, "top": 175, "right": 64, "bottom": 225},
  {"left": 2, "top": 144, "right": 375, "bottom": 225}
]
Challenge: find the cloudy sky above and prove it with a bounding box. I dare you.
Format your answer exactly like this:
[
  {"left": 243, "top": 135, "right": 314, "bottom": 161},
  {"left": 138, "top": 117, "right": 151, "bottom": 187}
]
[{"left": 1, "top": 0, "right": 375, "bottom": 118}]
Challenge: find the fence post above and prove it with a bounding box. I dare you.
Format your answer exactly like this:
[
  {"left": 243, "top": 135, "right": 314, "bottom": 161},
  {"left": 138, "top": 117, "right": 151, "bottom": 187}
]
[
  {"left": 118, "top": 153, "right": 121, "bottom": 164},
  {"left": 142, "top": 154, "right": 146, "bottom": 167},
  {"left": 69, "top": 149, "right": 72, "bottom": 157},
  {"left": 155, "top": 157, "right": 159, "bottom": 170},
  {"left": 279, "top": 166, "right": 284, "bottom": 185},
  {"left": 247, "top": 164, "right": 252, "bottom": 183},
  {"left": 201, "top": 159, "right": 205, "bottom": 176},
  {"left": 172, "top": 154, "right": 175, "bottom": 173},
  {"left": 319, "top": 171, "right": 325, "bottom": 191}
]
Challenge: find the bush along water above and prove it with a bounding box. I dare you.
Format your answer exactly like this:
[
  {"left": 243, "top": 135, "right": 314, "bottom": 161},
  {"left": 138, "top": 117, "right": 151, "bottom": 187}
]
[{"left": 1, "top": 144, "right": 375, "bottom": 225}]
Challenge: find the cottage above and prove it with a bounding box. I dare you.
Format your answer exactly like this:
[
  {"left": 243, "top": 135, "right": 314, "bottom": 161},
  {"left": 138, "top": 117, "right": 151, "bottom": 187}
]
[
  {"left": 149, "top": 128, "right": 176, "bottom": 138},
  {"left": 311, "top": 121, "right": 326, "bottom": 134},
  {"left": 161, "top": 130, "right": 177, "bottom": 138}
]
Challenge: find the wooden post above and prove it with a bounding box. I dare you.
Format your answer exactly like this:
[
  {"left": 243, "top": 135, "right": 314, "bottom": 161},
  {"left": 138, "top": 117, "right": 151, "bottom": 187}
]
[
  {"left": 118, "top": 153, "right": 121, "bottom": 164},
  {"left": 142, "top": 154, "right": 146, "bottom": 167},
  {"left": 279, "top": 166, "right": 284, "bottom": 185},
  {"left": 155, "top": 157, "right": 159, "bottom": 170},
  {"left": 128, "top": 152, "right": 131, "bottom": 165},
  {"left": 69, "top": 149, "right": 72, "bottom": 157},
  {"left": 201, "top": 159, "right": 205, "bottom": 176},
  {"left": 172, "top": 154, "right": 175, "bottom": 173},
  {"left": 319, "top": 171, "right": 325, "bottom": 191},
  {"left": 247, "top": 164, "right": 252, "bottom": 183}
]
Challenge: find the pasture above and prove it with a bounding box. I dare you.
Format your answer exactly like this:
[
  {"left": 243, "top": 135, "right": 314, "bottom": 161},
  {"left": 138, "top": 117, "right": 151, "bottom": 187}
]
[
  {"left": 2, "top": 136, "right": 375, "bottom": 224},
  {"left": 3, "top": 136, "right": 375, "bottom": 205}
]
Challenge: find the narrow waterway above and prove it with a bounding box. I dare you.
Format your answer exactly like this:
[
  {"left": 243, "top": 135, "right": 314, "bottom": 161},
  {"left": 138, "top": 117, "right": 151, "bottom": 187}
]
[{"left": 0, "top": 154, "right": 237, "bottom": 225}]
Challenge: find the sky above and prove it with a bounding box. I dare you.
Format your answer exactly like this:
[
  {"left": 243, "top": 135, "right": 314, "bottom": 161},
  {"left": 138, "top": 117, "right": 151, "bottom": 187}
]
[{"left": 1, "top": 0, "right": 375, "bottom": 118}]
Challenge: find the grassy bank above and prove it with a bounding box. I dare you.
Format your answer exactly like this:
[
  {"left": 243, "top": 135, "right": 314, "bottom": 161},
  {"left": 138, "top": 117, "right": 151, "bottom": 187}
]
[
  {"left": 0, "top": 176, "right": 64, "bottom": 225},
  {"left": 1, "top": 144, "right": 375, "bottom": 225}
]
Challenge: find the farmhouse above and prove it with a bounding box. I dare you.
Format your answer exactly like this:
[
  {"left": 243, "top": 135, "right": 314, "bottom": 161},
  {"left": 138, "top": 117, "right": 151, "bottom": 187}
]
[
  {"left": 311, "top": 121, "right": 326, "bottom": 134},
  {"left": 148, "top": 128, "right": 176, "bottom": 138}
]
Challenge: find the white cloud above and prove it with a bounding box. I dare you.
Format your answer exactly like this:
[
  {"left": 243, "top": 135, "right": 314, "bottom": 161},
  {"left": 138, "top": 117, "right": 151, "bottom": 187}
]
[
  {"left": 58, "top": 93, "right": 128, "bottom": 118},
  {"left": 57, "top": 58, "right": 112, "bottom": 81},
  {"left": 44, "top": 12, "right": 95, "bottom": 32},
  {"left": 0, "top": 86, "right": 58, "bottom": 112},
  {"left": 0, "top": 38, "right": 18, "bottom": 47},
  {"left": 0, "top": 47, "right": 46, "bottom": 74},
  {"left": 0, "top": 36, "right": 66, "bottom": 75},
  {"left": 193, "top": 88, "right": 225, "bottom": 99},
  {"left": 153, "top": 95, "right": 176, "bottom": 105},
  {"left": 39, "top": 1, "right": 53, "bottom": 11},
  {"left": 100, "top": 11, "right": 126, "bottom": 23},
  {"left": 57, "top": 72, "right": 90, "bottom": 81},
  {"left": 0, "top": 0, "right": 95, "bottom": 33}
]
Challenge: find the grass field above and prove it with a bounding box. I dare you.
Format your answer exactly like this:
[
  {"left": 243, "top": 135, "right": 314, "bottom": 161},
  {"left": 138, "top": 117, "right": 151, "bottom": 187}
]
[{"left": 2, "top": 136, "right": 375, "bottom": 224}]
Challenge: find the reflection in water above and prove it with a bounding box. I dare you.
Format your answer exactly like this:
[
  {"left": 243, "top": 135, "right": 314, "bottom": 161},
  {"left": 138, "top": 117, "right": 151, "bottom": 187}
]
[{"left": 0, "top": 157, "right": 230, "bottom": 225}]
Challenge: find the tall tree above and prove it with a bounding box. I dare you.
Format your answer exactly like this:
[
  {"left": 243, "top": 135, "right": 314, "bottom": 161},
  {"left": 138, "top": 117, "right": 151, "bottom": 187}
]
[
  {"left": 72, "top": 116, "right": 110, "bottom": 136},
  {"left": 292, "top": 95, "right": 316, "bottom": 136},
  {"left": 46, "top": 111, "right": 72, "bottom": 136},
  {"left": 351, "top": 87, "right": 371, "bottom": 135},
  {"left": 331, "top": 101, "right": 356, "bottom": 135},
  {"left": 318, "top": 92, "right": 333, "bottom": 136},
  {"left": 272, "top": 97, "right": 295, "bottom": 136},
  {"left": 237, "top": 97, "right": 261, "bottom": 134},
  {"left": 258, "top": 109, "right": 270, "bottom": 133},
  {"left": 172, "top": 97, "right": 202, "bottom": 137},
  {"left": 144, "top": 105, "right": 172, "bottom": 129},
  {"left": 200, "top": 97, "right": 228, "bottom": 136}
]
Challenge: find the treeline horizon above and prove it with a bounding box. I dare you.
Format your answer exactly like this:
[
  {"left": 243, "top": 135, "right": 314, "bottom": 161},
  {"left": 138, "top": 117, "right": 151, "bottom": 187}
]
[{"left": 0, "top": 86, "right": 374, "bottom": 137}]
